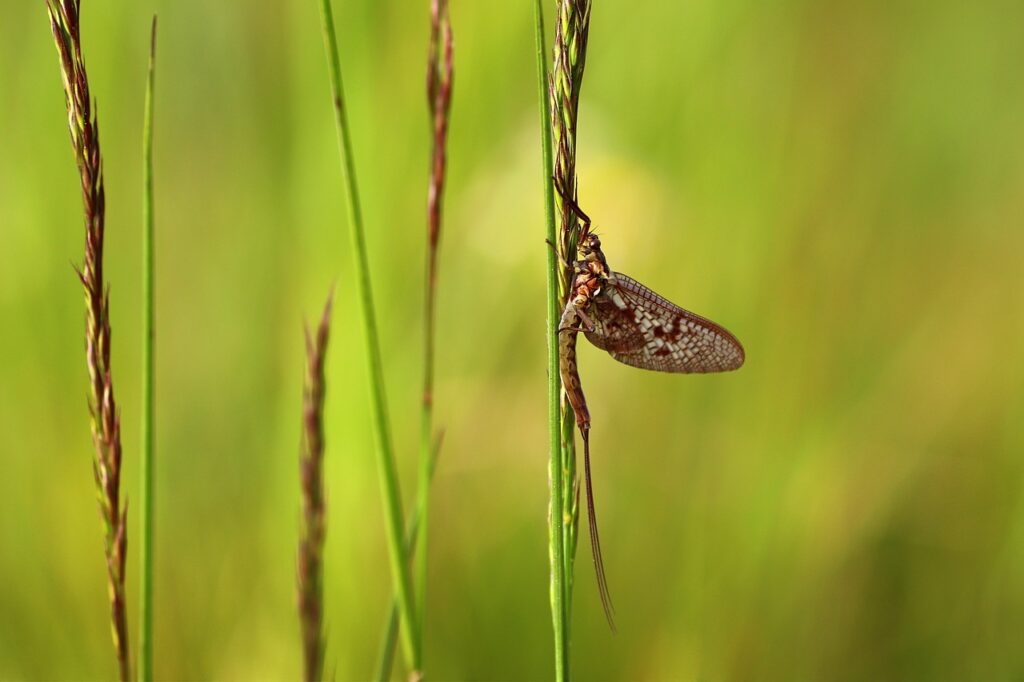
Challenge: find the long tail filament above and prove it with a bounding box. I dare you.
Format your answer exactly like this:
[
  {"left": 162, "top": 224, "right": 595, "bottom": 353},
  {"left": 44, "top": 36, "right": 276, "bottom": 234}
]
[{"left": 581, "top": 428, "right": 616, "bottom": 631}]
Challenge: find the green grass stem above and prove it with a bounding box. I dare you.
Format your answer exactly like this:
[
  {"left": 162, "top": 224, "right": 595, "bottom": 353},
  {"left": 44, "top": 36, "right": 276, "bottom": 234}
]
[
  {"left": 314, "top": 0, "right": 420, "bottom": 674},
  {"left": 139, "top": 16, "right": 157, "bottom": 682},
  {"left": 533, "top": 1, "right": 569, "bottom": 678},
  {"left": 376, "top": 436, "right": 441, "bottom": 682}
]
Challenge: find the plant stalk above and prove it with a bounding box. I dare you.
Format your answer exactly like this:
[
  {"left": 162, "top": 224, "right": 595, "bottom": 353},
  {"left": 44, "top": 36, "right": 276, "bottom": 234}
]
[
  {"left": 139, "top": 16, "right": 158, "bottom": 682},
  {"left": 416, "top": 0, "right": 453, "bottom": 670},
  {"left": 376, "top": 435, "right": 442, "bottom": 682},
  {"left": 533, "top": 0, "right": 569, "bottom": 678},
  {"left": 314, "top": 0, "right": 421, "bottom": 673},
  {"left": 551, "top": 3, "right": 593, "bottom": 628}
]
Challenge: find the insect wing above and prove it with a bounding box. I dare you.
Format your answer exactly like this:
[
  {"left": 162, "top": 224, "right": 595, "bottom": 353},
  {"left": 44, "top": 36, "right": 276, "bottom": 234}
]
[
  {"left": 583, "top": 289, "right": 647, "bottom": 354},
  {"left": 587, "top": 272, "right": 745, "bottom": 373}
]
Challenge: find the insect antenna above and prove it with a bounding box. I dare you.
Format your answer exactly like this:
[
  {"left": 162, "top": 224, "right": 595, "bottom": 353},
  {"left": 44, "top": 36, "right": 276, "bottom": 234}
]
[{"left": 582, "top": 428, "right": 616, "bottom": 631}]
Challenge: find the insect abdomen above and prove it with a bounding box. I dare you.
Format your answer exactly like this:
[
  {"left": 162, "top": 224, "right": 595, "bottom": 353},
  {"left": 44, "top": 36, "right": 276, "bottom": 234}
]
[{"left": 558, "top": 307, "right": 591, "bottom": 431}]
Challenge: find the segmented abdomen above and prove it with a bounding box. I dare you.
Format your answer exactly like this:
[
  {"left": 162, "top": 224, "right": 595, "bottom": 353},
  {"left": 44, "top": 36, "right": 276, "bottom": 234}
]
[{"left": 558, "top": 304, "right": 591, "bottom": 431}]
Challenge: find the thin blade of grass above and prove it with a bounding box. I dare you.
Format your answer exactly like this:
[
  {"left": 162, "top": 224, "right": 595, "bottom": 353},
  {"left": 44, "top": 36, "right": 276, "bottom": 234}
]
[
  {"left": 376, "top": 434, "right": 442, "bottom": 682},
  {"left": 532, "top": 0, "right": 569, "bottom": 678},
  {"left": 314, "top": 0, "right": 421, "bottom": 674},
  {"left": 139, "top": 15, "right": 158, "bottom": 682}
]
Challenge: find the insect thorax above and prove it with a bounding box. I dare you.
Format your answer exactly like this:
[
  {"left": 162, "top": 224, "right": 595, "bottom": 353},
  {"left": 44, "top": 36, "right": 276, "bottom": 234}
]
[{"left": 570, "top": 235, "right": 610, "bottom": 308}]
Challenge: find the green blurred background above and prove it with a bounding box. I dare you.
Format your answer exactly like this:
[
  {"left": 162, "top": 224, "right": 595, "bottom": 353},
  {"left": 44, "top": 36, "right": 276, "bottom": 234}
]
[{"left": 2, "top": 0, "right": 1023, "bottom": 679}]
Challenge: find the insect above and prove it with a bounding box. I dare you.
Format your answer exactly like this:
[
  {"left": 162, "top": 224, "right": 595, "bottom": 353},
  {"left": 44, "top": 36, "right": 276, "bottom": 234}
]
[{"left": 556, "top": 190, "right": 745, "bottom": 630}]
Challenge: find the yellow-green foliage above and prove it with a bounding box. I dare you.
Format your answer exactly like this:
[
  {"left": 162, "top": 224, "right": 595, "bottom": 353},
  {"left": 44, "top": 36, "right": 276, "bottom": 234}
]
[{"left": 2, "top": 1, "right": 1023, "bottom": 680}]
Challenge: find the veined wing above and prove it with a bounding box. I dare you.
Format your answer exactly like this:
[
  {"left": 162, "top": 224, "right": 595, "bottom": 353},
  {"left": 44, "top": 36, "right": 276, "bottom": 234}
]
[
  {"left": 585, "top": 272, "right": 745, "bottom": 373},
  {"left": 583, "top": 288, "right": 646, "bottom": 354}
]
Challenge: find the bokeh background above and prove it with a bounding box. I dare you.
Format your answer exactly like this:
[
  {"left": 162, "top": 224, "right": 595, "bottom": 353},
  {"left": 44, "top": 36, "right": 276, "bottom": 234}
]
[{"left": 2, "top": 0, "right": 1023, "bottom": 679}]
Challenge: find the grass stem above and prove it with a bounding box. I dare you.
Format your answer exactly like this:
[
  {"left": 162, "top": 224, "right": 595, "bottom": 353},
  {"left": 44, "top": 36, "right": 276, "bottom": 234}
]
[
  {"left": 551, "top": 0, "right": 594, "bottom": 638},
  {"left": 416, "top": 0, "right": 454, "bottom": 669},
  {"left": 314, "top": 0, "right": 421, "bottom": 673},
  {"left": 551, "top": 1, "right": 593, "bottom": 631},
  {"left": 376, "top": 435, "right": 442, "bottom": 682},
  {"left": 139, "top": 16, "right": 158, "bottom": 682},
  {"left": 532, "top": 0, "right": 569, "bottom": 678}
]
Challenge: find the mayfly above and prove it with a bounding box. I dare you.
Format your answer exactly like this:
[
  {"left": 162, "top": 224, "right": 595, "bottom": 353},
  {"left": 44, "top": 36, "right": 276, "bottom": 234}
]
[{"left": 556, "top": 189, "right": 745, "bottom": 629}]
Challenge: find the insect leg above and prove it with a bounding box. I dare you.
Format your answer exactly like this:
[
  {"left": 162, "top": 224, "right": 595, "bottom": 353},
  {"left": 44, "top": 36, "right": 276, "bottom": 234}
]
[
  {"left": 576, "top": 307, "right": 596, "bottom": 333},
  {"left": 552, "top": 177, "right": 592, "bottom": 238},
  {"left": 558, "top": 301, "right": 597, "bottom": 335},
  {"left": 545, "top": 238, "right": 572, "bottom": 270},
  {"left": 558, "top": 313, "right": 593, "bottom": 335}
]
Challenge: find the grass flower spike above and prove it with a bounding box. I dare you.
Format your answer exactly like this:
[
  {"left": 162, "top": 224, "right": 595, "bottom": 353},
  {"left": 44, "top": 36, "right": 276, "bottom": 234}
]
[
  {"left": 298, "top": 293, "right": 334, "bottom": 682},
  {"left": 416, "top": 0, "right": 453, "bottom": 665},
  {"left": 45, "top": 1, "right": 131, "bottom": 679}
]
